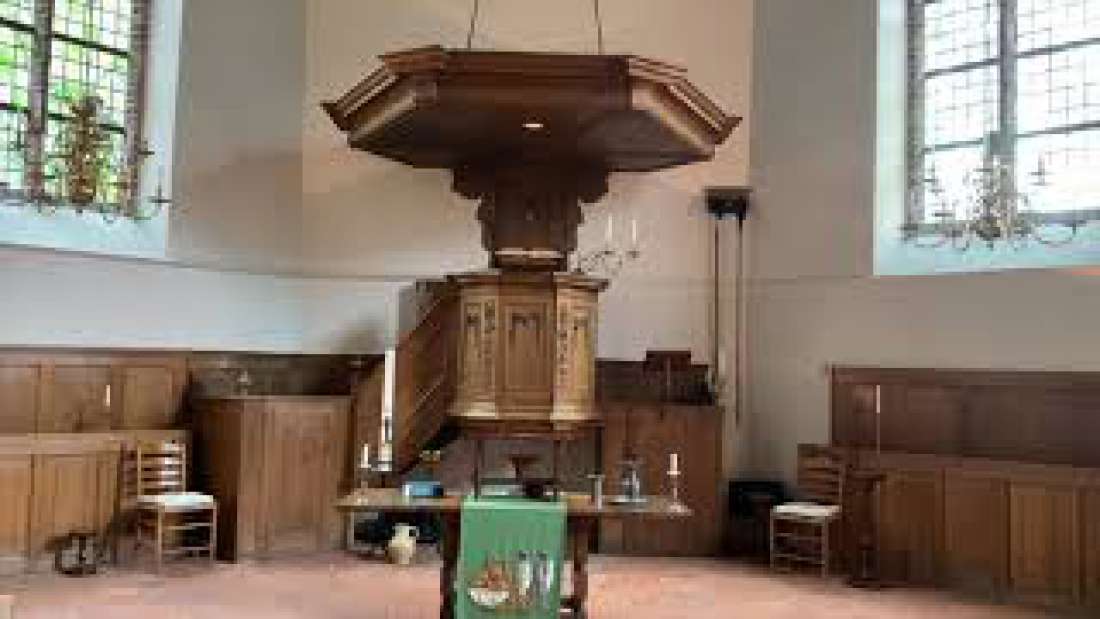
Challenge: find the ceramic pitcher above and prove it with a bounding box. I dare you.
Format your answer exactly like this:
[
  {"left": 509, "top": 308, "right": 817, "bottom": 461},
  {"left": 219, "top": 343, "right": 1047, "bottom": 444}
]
[{"left": 387, "top": 524, "right": 419, "bottom": 566}]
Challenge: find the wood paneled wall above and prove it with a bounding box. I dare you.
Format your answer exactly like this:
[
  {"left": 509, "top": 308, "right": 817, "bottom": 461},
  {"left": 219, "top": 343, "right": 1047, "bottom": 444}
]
[
  {"left": 0, "top": 351, "right": 187, "bottom": 434},
  {"left": 0, "top": 349, "right": 373, "bottom": 436},
  {"left": 832, "top": 367, "right": 1100, "bottom": 611},
  {"left": 0, "top": 348, "right": 369, "bottom": 574},
  {"left": 0, "top": 430, "right": 187, "bottom": 575},
  {"left": 861, "top": 451, "right": 1100, "bottom": 608},
  {"left": 600, "top": 403, "right": 723, "bottom": 557},
  {"left": 832, "top": 367, "right": 1100, "bottom": 466}
]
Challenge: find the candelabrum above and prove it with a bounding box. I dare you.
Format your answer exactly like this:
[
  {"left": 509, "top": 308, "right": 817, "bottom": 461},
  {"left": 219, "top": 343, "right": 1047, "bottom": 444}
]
[
  {"left": 574, "top": 245, "right": 639, "bottom": 278},
  {"left": 902, "top": 131, "right": 1080, "bottom": 251},
  {"left": 573, "top": 214, "right": 641, "bottom": 278}
]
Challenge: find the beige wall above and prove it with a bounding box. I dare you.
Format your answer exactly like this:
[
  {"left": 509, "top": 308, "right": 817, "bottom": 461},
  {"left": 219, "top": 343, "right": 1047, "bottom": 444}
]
[
  {"left": 170, "top": 0, "right": 305, "bottom": 272},
  {"left": 746, "top": 0, "right": 1100, "bottom": 482}
]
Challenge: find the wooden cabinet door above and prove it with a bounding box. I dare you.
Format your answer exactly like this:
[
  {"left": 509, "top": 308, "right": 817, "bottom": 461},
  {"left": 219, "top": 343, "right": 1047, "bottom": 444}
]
[
  {"left": 39, "top": 366, "right": 113, "bottom": 433},
  {"left": 1009, "top": 483, "right": 1080, "bottom": 606},
  {"left": 0, "top": 366, "right": 39, "bottom": 434},
  {"left": 0, "top": 456, "right": 32, "bottom": 575},
  {"left": 878, "top": 469, "right": 944, "bottom": 585},
  {"left": 499, "top": 296, "right": 554, "bottom": 410},
  {"left": 119, "top": 366, "right": 181, "bottom": 430},
  {"left": 259, "top": 402, "right": 345, "bottom": 554},
  {"left": 943, "top": 472, "right": 1009, "bottom": 595},
  {"left": 29, "top": 451, "right": 118, "bottom": 564}
]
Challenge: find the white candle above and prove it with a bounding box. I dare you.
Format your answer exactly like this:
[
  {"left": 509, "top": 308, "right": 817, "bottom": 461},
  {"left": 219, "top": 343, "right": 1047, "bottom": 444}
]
[
  {"left": 361, "top": 443, "right": 371, "bottom": 468},
  {"left": 669, "top": 453, "right": 679, "bottom": 475},
  {"left": 630, "top": 217, "right": 638, "bottom": 247},
  {"left": 606, "top": 213, "right": 614, "bottom": 244}
]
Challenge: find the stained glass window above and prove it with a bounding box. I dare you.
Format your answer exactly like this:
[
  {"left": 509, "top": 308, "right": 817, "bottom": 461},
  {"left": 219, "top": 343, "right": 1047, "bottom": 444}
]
[
  {"left": 908, "top": 0, "right": 1100, "bottom": 221},
  {"left": 0, "top": 0, "right": 147, "bottom": 207}
]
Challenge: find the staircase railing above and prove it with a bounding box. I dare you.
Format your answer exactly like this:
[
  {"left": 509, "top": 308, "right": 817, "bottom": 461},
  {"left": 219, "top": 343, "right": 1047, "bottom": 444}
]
[{"left": 391, "top": 284, "right": 458, "bottom": 473}]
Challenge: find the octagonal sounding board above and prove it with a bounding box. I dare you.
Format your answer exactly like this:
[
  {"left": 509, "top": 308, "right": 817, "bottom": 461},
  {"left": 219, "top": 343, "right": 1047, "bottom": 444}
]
[{"left": 323, "top": 46, "right": 741, "bottom": 172}]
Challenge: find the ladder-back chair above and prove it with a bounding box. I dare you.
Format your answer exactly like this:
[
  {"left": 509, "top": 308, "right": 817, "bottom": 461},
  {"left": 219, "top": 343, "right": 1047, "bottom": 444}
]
[
  {"left": 126, "top": 440, "right": 217, "bottom": 570},
  {"left": 769, "top": 444, "right": 845, "bottom": 576}
]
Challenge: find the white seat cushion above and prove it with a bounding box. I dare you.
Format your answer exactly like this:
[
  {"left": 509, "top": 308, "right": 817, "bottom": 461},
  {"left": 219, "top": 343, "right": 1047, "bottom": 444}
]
[
  {"left": 772, "top": 501, "right": 840, "bottom": 521},
  {"left": 139, "top": 492, "right": 215, "bottom": 509}
]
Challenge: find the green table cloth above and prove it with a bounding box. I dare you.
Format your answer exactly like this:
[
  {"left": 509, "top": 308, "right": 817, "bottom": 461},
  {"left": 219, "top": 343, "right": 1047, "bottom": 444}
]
[{"left": 456, "top": 497, "right": 566, "bottom": 618}]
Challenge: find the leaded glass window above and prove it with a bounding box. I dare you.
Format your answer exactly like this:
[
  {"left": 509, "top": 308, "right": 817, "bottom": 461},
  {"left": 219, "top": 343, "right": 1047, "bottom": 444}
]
[
  {"left": 908, "top": 0, "right": 1100, "bottom": 224},
  {"left": 0, "top": 0, "right": 148, "bottom": 209}
]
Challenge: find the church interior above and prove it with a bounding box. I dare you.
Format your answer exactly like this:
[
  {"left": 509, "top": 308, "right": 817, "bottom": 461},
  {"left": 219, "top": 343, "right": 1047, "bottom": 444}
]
[{"left": 1, "top": 1, "right": 1099, "bottom": 617}]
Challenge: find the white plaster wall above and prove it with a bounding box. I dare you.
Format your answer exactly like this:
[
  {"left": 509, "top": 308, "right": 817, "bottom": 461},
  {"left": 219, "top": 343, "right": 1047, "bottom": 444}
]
[
  {"left": 0, "top": 245, "right": 305, "bottom": 351},
  {"left": 747, "top": 0, "right": 1100, "bottom": 482}
]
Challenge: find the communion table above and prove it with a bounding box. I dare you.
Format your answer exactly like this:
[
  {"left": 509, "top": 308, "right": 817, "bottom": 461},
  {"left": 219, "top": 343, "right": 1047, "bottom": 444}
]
[{"left": 335, "top": 488, "right": 690, "bottom": 618}]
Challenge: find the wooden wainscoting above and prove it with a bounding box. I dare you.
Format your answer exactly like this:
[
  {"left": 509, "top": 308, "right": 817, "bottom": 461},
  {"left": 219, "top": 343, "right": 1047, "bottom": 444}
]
[
  {"left": 0, "top": 430, "right": 187, "bottom": 575},
  {"left": 832, "top": 367, "right": 1100, "bottom": 467},
  {"left": 599, "top": 403, "right": 723, "bottom": 556},
  {"left": 0, "top": 350, "right": 187, "bottom": 434},
  {"left": 858, "top": 451, "right": 1100, "bottom": 608},
  {"left": 0, "top": 347, "right": 368, "bottom": 574},
  {"left": 832, "top": 366, "right": 1100, "bottom": 611}
]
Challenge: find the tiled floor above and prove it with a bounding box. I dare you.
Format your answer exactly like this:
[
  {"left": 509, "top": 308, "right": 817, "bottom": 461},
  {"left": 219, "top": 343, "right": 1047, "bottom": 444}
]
[{"left": 1, "top": 555, "right": 1056, "bottom": 618}]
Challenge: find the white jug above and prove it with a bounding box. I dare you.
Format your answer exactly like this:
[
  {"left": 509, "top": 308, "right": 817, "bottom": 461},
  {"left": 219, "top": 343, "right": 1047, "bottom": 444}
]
[{"left": 387, "top": 524, "right": 419, "bottom": 566}]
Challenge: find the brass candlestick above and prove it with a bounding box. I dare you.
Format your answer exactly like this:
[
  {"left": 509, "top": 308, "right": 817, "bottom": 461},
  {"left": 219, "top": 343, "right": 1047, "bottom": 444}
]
[{"left": 667, "top": 469, "right": 688, "bottom": 513}]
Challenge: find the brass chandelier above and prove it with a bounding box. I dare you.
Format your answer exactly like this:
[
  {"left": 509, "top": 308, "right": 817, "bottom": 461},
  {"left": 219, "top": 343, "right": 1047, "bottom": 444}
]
[
  {"left": 0, "top": 0, "right": 170, "bottom": 221},
  {"left": 1, "top": 93, "right": 172, "bottom": 220},
  {"left": 902, "top": 131, "right": 1081, "bottom": 250}
]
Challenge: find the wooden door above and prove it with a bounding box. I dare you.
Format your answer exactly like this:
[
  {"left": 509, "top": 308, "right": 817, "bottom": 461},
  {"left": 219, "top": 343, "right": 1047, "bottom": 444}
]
[
  {"left": 39, "top": 366, "right": 113, "bottom": 433},
  {"left": 1009, "top": 482, "right": 1080, "bottom": 606},
  {"left": 942, "top": 472, "right": 1009, "bottom": 595},
  {"left": 0, "top": 365, "right": 39, "bottom": 434},
  {"left": 0, "top": 456, "right": 32, "bottom": 575},
  {"left": 29, "top": 451, "right": 118, "bottom": 565},
  {"left": 877, "top": 469, "right": 944, "bottom": 585},
  {"left": 259, "top": 401, "right": 347, "bottom": 555}
]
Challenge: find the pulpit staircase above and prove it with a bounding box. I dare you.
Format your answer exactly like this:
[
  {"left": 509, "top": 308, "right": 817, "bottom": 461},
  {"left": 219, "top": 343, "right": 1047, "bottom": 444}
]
[{"left": 358, "top": 282, "right": 460, "bottom": 474}]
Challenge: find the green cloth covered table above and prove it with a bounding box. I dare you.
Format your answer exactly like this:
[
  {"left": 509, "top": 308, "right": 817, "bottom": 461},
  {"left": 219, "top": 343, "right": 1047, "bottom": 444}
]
[{"left": 456, "top": 497, "right": 566, "bottom": 619}]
